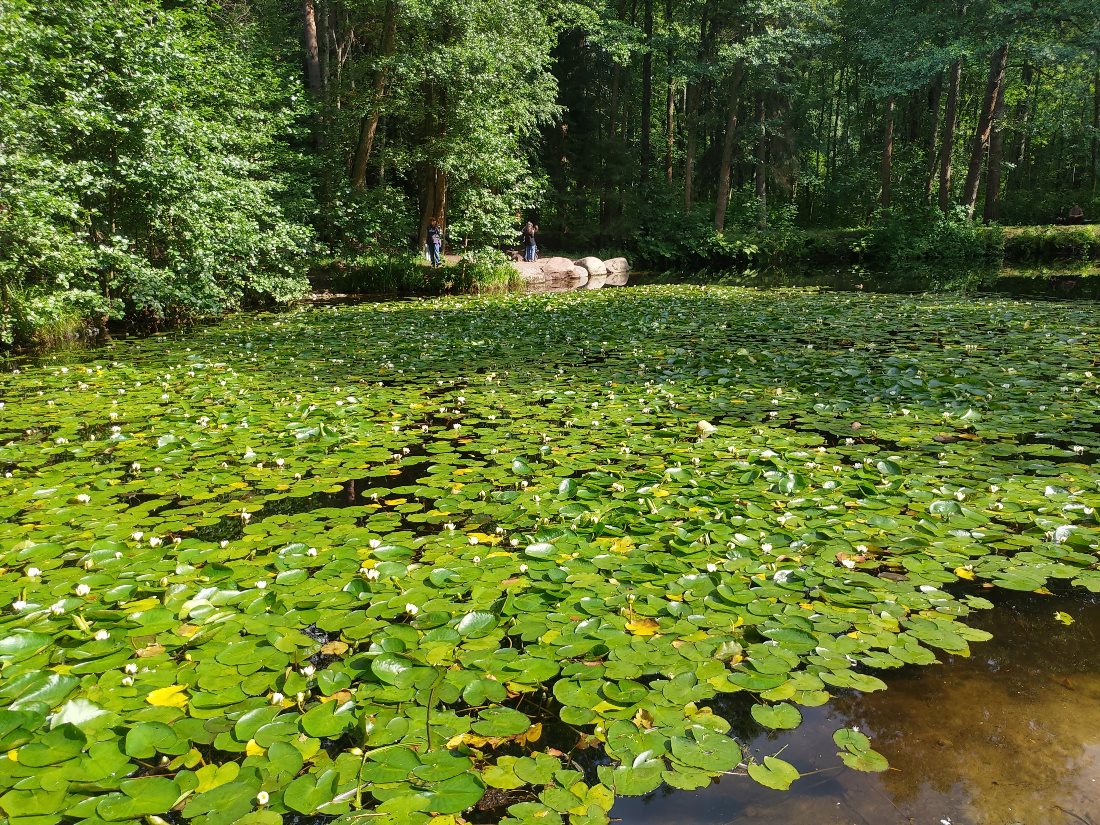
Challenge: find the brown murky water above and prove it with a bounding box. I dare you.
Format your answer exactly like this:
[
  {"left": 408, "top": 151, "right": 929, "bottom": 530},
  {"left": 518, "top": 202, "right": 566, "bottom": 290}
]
[{"left": 613, "top": 590, "right": 1100, "bottom": 825}]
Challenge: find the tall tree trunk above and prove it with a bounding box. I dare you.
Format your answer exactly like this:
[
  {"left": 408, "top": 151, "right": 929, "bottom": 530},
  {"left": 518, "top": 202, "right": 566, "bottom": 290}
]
[
  {"left": 684, "top": 83, "right": 699, "bottom": 210},
  {"left": 880, "top": 95, "right": 896, "bottom": 209},
  {"left": 755, "top": 96, "right": 767, "bottom": 229},
  {"left": 665, "top": 78, "right": 676, "bottom": 185},
  {"left": 923, "top": 73, "right": 943, "bottom": 204},
  {"left": 640, "top": 0, "right": 654, "bottom": 184},
  {"left": 1092, "top": 67, "right": 1099, "bottom": 196},
  {"left": 301, "top": 0, "right": 323, "bottom": 98},
  {"left": 663, "top": 0, "right": 675, "bottom": 185},
  {"left": 983, "top": 78, "right": 1007, "bottom": 222},
  {"left": 938, "top": 57, "right": 963, "bottom": 213},
  {"left": 714, "top": 65, "right": 744, "bottom": 232},
  {"left": 961, "top": 43, "right": 1010, "bottom": 218},
  {"left": 350, "top": 0, "right": 398, "bottom": 189},
  {"left": 602, "top": 61, "right": 623, "bottom": 234}
]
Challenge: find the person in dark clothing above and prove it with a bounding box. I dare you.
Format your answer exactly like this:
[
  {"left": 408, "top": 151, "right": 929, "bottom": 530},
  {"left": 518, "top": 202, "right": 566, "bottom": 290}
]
[
  {"left": 427, "top": 218, "right": 443, "bottom": 267},
  {"left": 521, "top": 221, "right": 538, "bottom": 262}
]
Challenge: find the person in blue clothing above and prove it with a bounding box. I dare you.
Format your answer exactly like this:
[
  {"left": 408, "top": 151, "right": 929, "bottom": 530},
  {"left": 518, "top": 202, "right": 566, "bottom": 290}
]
[
  {"left": 521, "top": 220, "right": 538, "bottom": 262},
  {"left": 426, "top": 217, "right": 444, "bottom": 267}
]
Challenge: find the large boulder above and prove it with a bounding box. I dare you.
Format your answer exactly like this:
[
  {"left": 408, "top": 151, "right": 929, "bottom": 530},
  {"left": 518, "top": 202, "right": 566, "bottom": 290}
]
[
  {"left": 575, "top": 256, "right": 608, "bottom": 277},
  {"left": 511, "top": 260, "right": 545, "bottom": 283},
  {"left": 571, "top": 266, "right": 590, "bottom": 285},
  {"left": 542, "top": 257, "right": 577, "bottom": 281},
  {"left": 603, "top": 257, "right": 631, "bottom": 276}
]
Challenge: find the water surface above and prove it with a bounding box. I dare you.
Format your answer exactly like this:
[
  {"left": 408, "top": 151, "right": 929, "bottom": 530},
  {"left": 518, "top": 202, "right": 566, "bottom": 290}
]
[{"left": 615, "top": 590, "right": 1100, "bottom": 825}]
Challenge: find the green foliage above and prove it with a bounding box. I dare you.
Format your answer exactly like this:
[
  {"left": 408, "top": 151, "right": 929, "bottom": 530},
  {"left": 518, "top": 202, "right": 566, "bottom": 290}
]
[
  {"left": 858, "top": 208, "right": 1005, "bottom": 262},
  {"left": 1003, "top": 225, "right": 1100, "bottom": 262},
  {"left": 0, "top": 0, "right": 313, "bottom": 348}
]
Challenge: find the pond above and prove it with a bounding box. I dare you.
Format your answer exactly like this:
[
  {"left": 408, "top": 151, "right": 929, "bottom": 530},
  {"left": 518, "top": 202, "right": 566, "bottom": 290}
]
[{"left": 0, "top": 284, "right": 1097, "bottom": 825}]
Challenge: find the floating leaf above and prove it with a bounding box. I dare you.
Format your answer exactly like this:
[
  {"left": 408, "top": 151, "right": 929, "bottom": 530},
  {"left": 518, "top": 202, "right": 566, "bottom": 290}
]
[{"left": 747, "top": 756, "right": 800, "bottom": 790}]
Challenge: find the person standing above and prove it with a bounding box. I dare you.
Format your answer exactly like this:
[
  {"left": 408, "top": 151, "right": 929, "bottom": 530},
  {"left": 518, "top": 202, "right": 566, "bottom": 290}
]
[
  {"left": 521, "top": 220, "right": 539, "bottom": 262},
  {"left": 427, "top": 217, "right": 444, "bottom": 267}
]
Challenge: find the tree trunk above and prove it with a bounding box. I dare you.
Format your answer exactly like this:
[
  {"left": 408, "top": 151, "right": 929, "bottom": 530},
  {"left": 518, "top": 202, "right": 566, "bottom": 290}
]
[
  {"left": 684, "top": 83, "right": 699, "bottom": 210},
  {"left": 1092, "top": 67, "right": 1099, "bottom": 196},
  {"left": 983, "top": 78, "right": 1007, "bottom": 223},
  {"left": 961, "top": 43, "right": 1010, "bottom": 218},
  {"left": 640, "top": 0, "right": 654, "bottom": 185},
  {"left": 923, "top": 73, "right": 943, "bottom": 204},
  {"left": 301, "top": 0, "right": 323, "bottom": 98},
  {"left": 938, "top": 57, "right": 963, "bottom": 213},
  {"left": 755, "top": 96, "right": 767, "bottom": 229},
  {"left": 350, "top": 0, "right": 398, "bottom": 189},
  {"left": 665, "top": 78, "right": 676, "bottom": 184},
  {"left": 880, "top": 95, "right": 896, "bottom": 209},
  {"left": 713, "top": 66, "right": 744, "bottom": 233}
]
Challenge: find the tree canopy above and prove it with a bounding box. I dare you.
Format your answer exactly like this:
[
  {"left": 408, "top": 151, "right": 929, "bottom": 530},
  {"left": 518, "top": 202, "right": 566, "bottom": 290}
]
[{"left": 1, "top": 0, "right": 1099, "bottom": 344}]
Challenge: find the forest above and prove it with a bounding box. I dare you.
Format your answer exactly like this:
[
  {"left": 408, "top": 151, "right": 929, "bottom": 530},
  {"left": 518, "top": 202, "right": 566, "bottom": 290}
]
[{"left": 1, "top": 0, "right": 1099, "bottom": 346}]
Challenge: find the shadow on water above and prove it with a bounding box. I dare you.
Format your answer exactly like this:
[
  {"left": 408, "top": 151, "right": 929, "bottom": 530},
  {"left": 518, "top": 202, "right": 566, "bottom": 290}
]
[{"left": 614, "top": 588, "right": 1100, "bottom": 825}]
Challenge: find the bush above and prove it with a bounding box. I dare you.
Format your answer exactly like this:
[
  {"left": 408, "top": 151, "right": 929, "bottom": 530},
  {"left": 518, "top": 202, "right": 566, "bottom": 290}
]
[
  {"left": 858, "top": 207, "right": 1003, "bottom": 262},
  {"left": 2, "top": 287, "right": 113, "bottom": 349},
  {"left": 0, "top": 0, "right": 313, "bottom": 350},
  {"left": 1003, "top": 226, "right": 1100, "bottom": 262}
]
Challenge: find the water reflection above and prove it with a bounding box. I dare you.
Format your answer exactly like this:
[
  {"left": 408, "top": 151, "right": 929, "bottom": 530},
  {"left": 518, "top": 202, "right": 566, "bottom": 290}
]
[{"left": 614, "top": 590, "right": 1100, "bottom": 825}]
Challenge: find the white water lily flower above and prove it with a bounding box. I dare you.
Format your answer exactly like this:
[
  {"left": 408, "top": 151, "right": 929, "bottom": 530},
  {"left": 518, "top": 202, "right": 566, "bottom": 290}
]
[
  {"left": 240, "top": 510, "right": 251, "bottom": 522},
  {"left": 761, "top": 543, "right": 773, "bottom": 553},
  {"left": 26, "top": 567, "right": 41, "bottom": 578},
  {"left": 75, "top": 494, "right": 90, "bottom": 504},
  {"left": 510, "top": 537, "right": 519, "bottom": 547},
  {"left": 94, "top": 630, "right": 110, "bottom": 641},
  {"left": 364, "top": 568, "right": 380, "bottom": 581},
  {"left": 121, "top": 676, "right": 134, "bottom": 687},
  {"left": 840, "top": 558, "right": 857, "bottom": 569},
  {"left": 1053, "top": 525, "right": 1075, "bottom": 544},
  {"left": 124, "top": 663, "right": 138, "bottom": 674},
  {"left": 405, "top": 603, "right": 419, "bottom": 616},
  {"left": 149, "top": 537, "right": 162, "bottom": 548},
  {"left": 50, "top": 602, "right": 65, "bottom": 616},
  {"left": 270, "top": 693, "right": 284, "bottom": 705},
  {"left": 301, "top": 665, "right": 315, "bottom": 678},
  {"left": 12, "top": 600, "right": 27, "bottom": 612},
  {"left": 919, "top": 585, "right": 937, "bottom": 593},
  {"left": 773, "top": 569, "right": 792, "bottom": 584},
  {"left": 519, "top": 564, "right": 529, "bottom": 574},
  {"left": 369, "top": 539, "right": 382, "bottom": 549},
  {"left": 706, "top": 563, "right": 718, "bottom": 573},
  {"left": 220, "top": 540, "right": 229, "bottom": 548},
  {"left": 255, "top": 580, "right": 267, "bottom": 589},
  {"left": 256, "top": 791, "right": 270, "bottom": 806},
  {"left": 306, "top": 547, "right": 318, "bottom": 557},
  {"left": 444, "top": 523, "right": 456, "bottom": 531},
  {"left": 468, "top": 536, "right": 479, "bottom": 545},
  {"left": 75, "top": 584, "right": 91, "bottom": 597},
  {"left": 1072, "top": 445, "right": 1086, "bottom": 455},
  {"left": 472, "top": 556, "right": 481, "bottom": 565}
]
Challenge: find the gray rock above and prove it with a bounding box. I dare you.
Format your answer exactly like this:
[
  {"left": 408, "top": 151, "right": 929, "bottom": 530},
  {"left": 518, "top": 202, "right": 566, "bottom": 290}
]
[
  {"left": 603, "top": 257, "right": 631, "bottom": 276},
  {"left": 542, "top": 257, "right": 577, "bottom": 281},
  {"left": 575, "top": 256, "right": 608, "bottom": 277}
]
